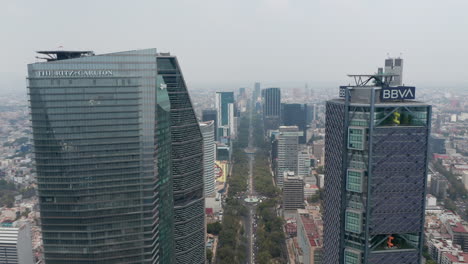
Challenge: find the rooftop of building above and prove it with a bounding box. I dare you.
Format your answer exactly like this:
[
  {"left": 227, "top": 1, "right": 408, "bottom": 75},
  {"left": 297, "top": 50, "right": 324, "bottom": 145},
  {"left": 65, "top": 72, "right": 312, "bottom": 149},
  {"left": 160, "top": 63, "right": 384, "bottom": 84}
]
[
  {"left": 443, "top": 252, "right": 468, "bottom": 263},
  {"left": 36, "top": 50, "right": 94, "bottom": 61},
  {"left": 300, "top": 214, "right": 322, "bottom": 248},
  {"left": 199, "top": 120, "right": 215, "bottom": 127},
  {"left": 452, "top": 222, "right": 468, "bottom": 233}
]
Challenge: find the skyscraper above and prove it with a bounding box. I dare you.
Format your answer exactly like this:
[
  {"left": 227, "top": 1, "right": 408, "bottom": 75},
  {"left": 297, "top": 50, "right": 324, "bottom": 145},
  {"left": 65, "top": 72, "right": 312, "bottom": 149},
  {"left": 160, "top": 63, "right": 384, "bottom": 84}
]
[
  {"left": 283, "top": 173, "right": 305, "bottom": 211},
  {"left": 28, "top": 49, "right": 205, "bottom": 263},
  {"left": 297, "top": 147, "right": 310, "bottom": 178},
  {"left": 276, "top": 126, "right": 302, "bottom": 187},
  {"left": 154, "top": 54, "right": 205, "bottom": 263},
  {"left": 282, "top": 103, "right": 308, "bottom": 144},
  {"left": 0, "top": 224, "right": 34, "bottom": 264},
  {"left": 262, "top": 87, "right": 281, "bottom": 132},
  {"left": 253, "top": 82, "right": 261, "bottom": 101},
  {"left": 238, "top": 87, "right": 246, "bottom": 99},
  {"left": 215, "top": 92, "right": 235, "bottom": 142},
  {"left": 202, "top": 109, "right": 217, "bottom": 140},
  {"left": 200, "top": 121, "right": 216, "bottom": 197},
  {"left": 324, "top": 59, "right": 430, "bottom": 264}
]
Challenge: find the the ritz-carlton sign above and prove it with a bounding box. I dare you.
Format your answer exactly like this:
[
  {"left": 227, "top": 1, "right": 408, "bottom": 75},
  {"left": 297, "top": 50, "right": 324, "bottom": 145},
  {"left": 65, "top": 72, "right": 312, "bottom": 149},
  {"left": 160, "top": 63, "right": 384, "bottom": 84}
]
[{"left": 36, "top": 70, "right": 113, "bottom": 77}]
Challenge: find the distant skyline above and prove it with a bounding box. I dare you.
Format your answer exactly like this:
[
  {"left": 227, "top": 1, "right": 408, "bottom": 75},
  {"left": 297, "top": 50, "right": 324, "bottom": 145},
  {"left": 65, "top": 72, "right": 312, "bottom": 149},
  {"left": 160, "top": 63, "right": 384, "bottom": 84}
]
[{"left": 2, "top": 0, "right": 468, "bottom": 92}]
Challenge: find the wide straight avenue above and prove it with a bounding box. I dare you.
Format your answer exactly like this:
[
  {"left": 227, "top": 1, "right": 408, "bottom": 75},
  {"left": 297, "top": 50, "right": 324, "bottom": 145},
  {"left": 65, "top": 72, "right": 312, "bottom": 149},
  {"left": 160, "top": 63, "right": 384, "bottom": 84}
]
[{"left": 244, "top": 108, "right": 257, "bottom": 264}]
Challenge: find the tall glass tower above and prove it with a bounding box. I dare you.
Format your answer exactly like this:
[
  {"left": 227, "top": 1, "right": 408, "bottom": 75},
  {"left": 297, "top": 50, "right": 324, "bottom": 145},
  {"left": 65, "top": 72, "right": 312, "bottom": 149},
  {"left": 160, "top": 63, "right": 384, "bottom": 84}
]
[
  {"left": 28, "top": 49, "right": 204, "bottom": 263},
  {"left": 200, "top": 121, "right": 216, "bottom": 197},
  {"left": 324, "top": 59, "right": 431, "bottom": 264},
  {"left": 262, "top": 87, "right": 281, "bottom": 132},
  {"left": 215, "top": 92, "right": 234, "bottom": 142},
  {"left": 281, "top": 103, "right": 308, "bottom": 144},
  {"left": 157, "top": 56, "right": 205, "bottom": 264}
]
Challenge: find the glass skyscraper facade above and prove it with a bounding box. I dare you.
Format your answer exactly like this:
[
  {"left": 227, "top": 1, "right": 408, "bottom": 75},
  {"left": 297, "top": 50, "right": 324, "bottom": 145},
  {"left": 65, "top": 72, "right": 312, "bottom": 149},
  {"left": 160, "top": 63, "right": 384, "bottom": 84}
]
[
  {"left": 324, "top": 71, "right": 431, "bottom": 263},
  {"left": 262, "top": 87, "right": 281, "bottom": 132},
  {"left": 202, "top": 109, "right": 217, "bottom": 141},
  {"left": 28, "top": 49, "right": 204, "bottom": 263},
  {"left": 200, "top": 121, "right": 216, "bottom": 197},
  {"left": 215, "top": 92, "right": 234, "bottom": 142},
  {"left": 276, "top": 126, "right": 301, "bottom": 188},
  {"left": 157, "top": 56, "right": 205, "bottom": 264},
  {"left": 281, "top": 103, "right": 308, "bottom": 144}
]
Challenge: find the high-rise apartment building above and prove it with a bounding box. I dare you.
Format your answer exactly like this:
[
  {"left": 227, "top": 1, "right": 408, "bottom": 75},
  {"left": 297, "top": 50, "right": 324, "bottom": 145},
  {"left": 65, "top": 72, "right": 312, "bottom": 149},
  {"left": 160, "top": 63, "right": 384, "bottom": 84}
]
[
  {"left": 282, "top": 103, "right": 308, "bottom": 144},
  {"left": 200, "top": 121, "right": 216, "bottom": 197},
  {"left": 28, "top": 49, "right": 205, "bottom": 263},
  {"left": 283, "top": 173, "right": 305, "bottom": 211},
  {"left": 215, "top": 92, "right": 235, "bottom": 142},
  {"left": 262, "top": 87, "right": 281, "bottom": 132},
  {"left": 324, "top": 59, "right": 430, "bottom": 264},
  {"left": 276, "top": 126, "right": 302, "bottom": 187},
  {"left": 0, "top": 224, "right": 34, "bottom": 264}
]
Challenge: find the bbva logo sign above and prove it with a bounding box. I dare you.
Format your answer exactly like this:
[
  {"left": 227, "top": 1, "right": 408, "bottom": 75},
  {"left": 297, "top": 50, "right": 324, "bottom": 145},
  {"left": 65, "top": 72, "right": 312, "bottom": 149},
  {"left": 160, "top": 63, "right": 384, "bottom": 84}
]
[{"left": 381, "top": 86, "right": 416, "bottom": 101}]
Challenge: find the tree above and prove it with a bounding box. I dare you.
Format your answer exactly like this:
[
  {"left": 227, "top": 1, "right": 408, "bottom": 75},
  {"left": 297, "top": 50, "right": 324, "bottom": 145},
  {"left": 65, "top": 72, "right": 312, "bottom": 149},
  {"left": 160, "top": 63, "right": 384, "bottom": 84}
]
[
  {"left": 206, "top": 249, "right": 213, "bottom": 264},
  {"left": 316, "top": 166, "right": 324, "bottom": 174},
  {"left": 207, "top": 222, "right": 222, "bottom": 235},
  {"left": 445, "top": 198, "right": 457, "bottom": 212},
  {"left": 308, "top": 193, "right": 320, "bottom": 203},
  {"left": 21, "top": 208, "right": 31, "bottom": 218},
  {"left": 257, "top": 251, "right": 272, "bottom": 264}
]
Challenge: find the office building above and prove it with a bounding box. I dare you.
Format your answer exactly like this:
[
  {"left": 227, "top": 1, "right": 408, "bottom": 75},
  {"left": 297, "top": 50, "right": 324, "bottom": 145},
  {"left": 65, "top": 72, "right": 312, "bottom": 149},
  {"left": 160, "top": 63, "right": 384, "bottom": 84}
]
[
  {"left": 297, "top": 147, "right": 310, "bottom": 178},
  {"left": 262, "top": 87, "right": 281, "bottom": 132},
  {"left": 215, "top": 92, "right": 235, "bottom": 142},
  {"left": 253, "top": 82, "right": 261, "bottom": 101},
  {"left": 283, "top": 173, "right": 305, "bottom": 211},
  {"left": 276, "top": 126, "right": 302, "bottom": 187},
  {"left": 200, "top": 121, "right": 216, "bottom": 197},
  {"left": 238, "top": 87, "right": 246, "bottom": 99},
  {"left": 216, "top": 143, "right": 230, "bottom": 161},
  {"left": 28, "top": 49, "right": 205, "bottom": 263},
  {"left": 431, "top": 175, "right": 448, "bottom": 199},
  {"left": 429, "top": 135, "right": 446, "bottom": 155},
  {"left": 282, "top": 103, "right": 308, "bottom": 144},
  {"left": 139, "top": 52, "right": 206, "bottom": 263},
  {"left": 237, "top": 87, "right": 248, "bottom": 112},
  {"left": 202, "top": 109, "right": 217, "bottom": 140},
  {"left": 0, "top": 224, "right": 34, "bottom": 264},
  {"left": 324, "top": 58, "right": 430, "bottom": 264}
]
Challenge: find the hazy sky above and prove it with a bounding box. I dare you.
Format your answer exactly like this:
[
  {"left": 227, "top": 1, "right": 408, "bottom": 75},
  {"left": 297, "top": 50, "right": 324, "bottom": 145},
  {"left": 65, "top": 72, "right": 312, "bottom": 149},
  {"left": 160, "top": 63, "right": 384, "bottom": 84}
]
[{"left": 2, "top": 0, "right": 468, "bottom": 92}]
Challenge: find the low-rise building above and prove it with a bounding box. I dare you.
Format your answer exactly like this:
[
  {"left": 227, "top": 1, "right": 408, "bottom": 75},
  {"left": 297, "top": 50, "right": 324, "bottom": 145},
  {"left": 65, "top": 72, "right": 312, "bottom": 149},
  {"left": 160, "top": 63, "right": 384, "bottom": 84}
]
[
  {"left": 441, "top": 252, "right": 468, "bottom": 264},
  {"left": 296, "top": 209, "right": 323, "bottom": 264},
  {"left": 427, "top": 239, "right": 463, "bottom": 264}
]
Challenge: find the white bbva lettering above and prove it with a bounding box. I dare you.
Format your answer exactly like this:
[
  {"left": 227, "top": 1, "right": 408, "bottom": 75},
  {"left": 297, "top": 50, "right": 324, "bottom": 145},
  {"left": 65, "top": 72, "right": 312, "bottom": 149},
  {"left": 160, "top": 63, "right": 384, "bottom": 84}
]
[
  {"left": 406, "top": 89, "right": 414, "bottom": 97},
  {"left": 398, "top": 89, "right": 405, "bottom": 98},
  {"left": 383, "top": 89, "right": 391, "bottom": 98}
]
